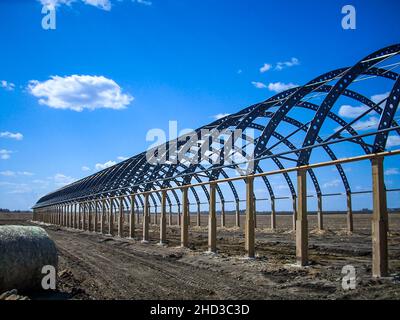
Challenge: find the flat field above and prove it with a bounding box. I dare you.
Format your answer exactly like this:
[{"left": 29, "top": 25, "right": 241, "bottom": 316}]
[{"left": 1, "top": 212, "right": 399, "bottom": 299}]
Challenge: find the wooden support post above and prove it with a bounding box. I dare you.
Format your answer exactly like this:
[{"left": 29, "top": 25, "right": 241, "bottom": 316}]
[
  {"left": 60, "top": 206, "right": 63, "bottom": 226},
  {"left": 254, "top": 196, "right": 257, "bottom": 229},
  {"left": 160, "top": 191, "right": 167, "bottom": 244},
  {"left": 235, "top": 200, "right": 240, "bottom": 228},
  {"left": 129, "top": 195, "right": 135, "bottom": 239},
  {"left": 94, "top": 201, "right": 98, "bottom": 232},
  {"left": 62, "top": 205, "right": 67, "bottom": 227},
  {"left": 136, "top": 205, "right": 141, "bottom": 225},
  {"left": 101, "top": 199, "right": 106, "bottom": 234},
  {"left": 317, "top": 194, "right": 323, "bottom": 231},
  {"left": 187, "top": 202, "right": 190, "bottom": 226},
  {"left": 59, "top": 206, "right": 62, "bottom": 225},
  {"left": 83, "top": 203, "right": 87, "bottom": 230},
  {"left": 346, "top": 192, "right": 353, "bottom": 233},
  {"left": 143, "top": 194, "right": 149, "bottom": 242},
  {"left": 220, "top": 201, "right": 226, "bottom": 228},
  {"left": 245, "top": 177, "right": 255, "bottom": 258},
  {"left": 181, "top": 187, "right": 189, "bottom": 248},
  {"left": 371, "top": 157, "right": 389, "bottom": 278},
  {"left": 154, "top": 205, "right": 158, "bottom": 225},
  {"left": 177, "top": 205, "right": 181, "bottom": 226},
  {"left": 78, "top": 203, "right": 82, "bottom": 229},
  {"left": 69, "top": 205, "right": 72, "bottom": 227},
  {"left": 208, "top": 183, "right": 217, "bottom": 253},
  {"left": 109, "top": 199, "right": 114, "bottom": 236},
  {"left": 88, "top": 202, "right": 93, "bottom": 232},
  {"left": 197, "top": 203, "right": 201, "bottom": 227},
  {"left": 292, "top": 195, "right": 297, "bottom": 231},
  {"left": 65, "top": 205, "right": 68, "bottom": 227},
  {"left": 271, "top": 198, "right": 276, "bottom": 230},
  {"left": 296, "top": 169, "right": 308, "bottom": 266},
  {"left": 118, "top": 197, "right": 124, "bottom": 238},
  {"left": 168, "top": 205, "right": 172, "bottom": 226},
  {"left": 74, "top": 203, "right": 78, "bottom": 229}
]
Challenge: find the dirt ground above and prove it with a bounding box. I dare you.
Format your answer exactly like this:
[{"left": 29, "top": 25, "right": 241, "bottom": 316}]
[{"left": 1, "top": 213, "right": 400, "bottom": 300}]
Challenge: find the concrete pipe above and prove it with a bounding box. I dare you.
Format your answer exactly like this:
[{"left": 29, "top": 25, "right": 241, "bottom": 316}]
[{"left": 0, "top": 226, "right": 58, "bottom": 293}]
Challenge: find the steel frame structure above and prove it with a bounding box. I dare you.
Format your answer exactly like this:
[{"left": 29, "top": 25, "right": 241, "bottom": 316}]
[
  {"left": 33, "top": 45, "right": 400, "bottom": 277},
  {"left": 33, "top": 44, "right": 400, "bottom": 210}
]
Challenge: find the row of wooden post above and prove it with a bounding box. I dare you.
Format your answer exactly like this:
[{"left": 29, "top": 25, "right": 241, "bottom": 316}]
[{"left": 33, "top": 156, "right": 389, "bottom": 278}]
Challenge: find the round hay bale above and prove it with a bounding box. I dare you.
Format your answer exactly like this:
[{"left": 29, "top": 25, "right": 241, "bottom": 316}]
[{"left": 0, "top": 226, "right": 58, "bottom": 293}]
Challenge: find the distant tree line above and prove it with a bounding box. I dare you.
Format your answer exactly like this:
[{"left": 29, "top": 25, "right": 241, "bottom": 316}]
[{"left": 0, "top": 208, "right": 32, "bottom": 213}]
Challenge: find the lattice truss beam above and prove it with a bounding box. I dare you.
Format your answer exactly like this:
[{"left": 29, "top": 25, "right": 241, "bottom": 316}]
[{"left": 34, "top": 44, "right": 400, "bottom": 210}]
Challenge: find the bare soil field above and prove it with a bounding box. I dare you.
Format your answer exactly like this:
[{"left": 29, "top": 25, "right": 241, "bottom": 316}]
[{"left": 1, "top": 213, "right": 400, "bottom": 300}]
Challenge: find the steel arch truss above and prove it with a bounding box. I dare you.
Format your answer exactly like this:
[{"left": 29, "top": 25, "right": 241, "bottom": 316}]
[{"left": 34, "top": 44, "right": 400, "bottom": 209}]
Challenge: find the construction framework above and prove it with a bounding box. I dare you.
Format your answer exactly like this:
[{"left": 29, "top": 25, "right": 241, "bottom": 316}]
[{"left": 33, "top": 44, "right": 400, "bottom": 277}]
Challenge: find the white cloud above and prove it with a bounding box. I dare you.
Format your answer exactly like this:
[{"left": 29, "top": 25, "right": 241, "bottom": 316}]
[
  {"left": 385, "top": 168, "right": 400, "bottom": 176},
  {"left": 18, "top": 171, "right": 34, "bottom": 176},
  {"left": 81, "top": 166, "right": 91, "bottom": 171},
  {"left": 133, "top": 0, "right": 152, "bottom": 5},
  {"left": 39, "top": 0, "right": 112, "bottom": 10},
  {"left": 237, "top": 69, "right": 243, "bottom": 74},
  {"left": 275, "top": 57, "right": 299, "bottom": 71},
  {"left": 117, "top": 156, "right": 129, "bottom": 161},
  {"left": 28, "top": 75, "right": 133, "bottom": 112},
  {"left": 0, "top": 149, "right": 12, "bottom": 160},
  {"left": 213, "top": 113, "right": 230, "bottom": 120},
  {"left": 0, "top": 131, "right": 23, "bottom": 141},
  {"left": 386, "top": 135, "right": 400, "bottom": 148},
  {"left": 371, "top": 92, "right": 390, "bottom": 104},
  {"left": 53, "top": 173, "right": 76, "bottom": 187},
  {"left": 333, "top": 116, "right": 379, "bottom": 132},
  {"left": 82, "top": 0, "right": 111, "bottom": 10},
  {"left": 322, "top": 179, "right": 341, "bottom": 188},
  {"left": 0, "top": 171, "right": 15, "bottom": 177},
  {"left": 251, "top": 81, "right": 267, "bottom": 89},
  {"left": 7, "top": 184, "right": 32, "bottom": 194},
  {"left": 338, "top": 105, "right": 369, "bottom": 119},
  {"left": 260, "top": 63, "right": 272, "bottom": 73},
  {"left": 352, "top": 117, "right": 379, "bottom": 131},
  {"left": 1, "top": 80, "right": 15, "bottom": 91},
  {"left": 267, "top": 82, "right": 298, "bottom": 93},
  {"left": 0, "top": 171, "right": 34, "bottom": 177},
  {"left": 95, "top": 160, "right": 116, "bottom": 170}
]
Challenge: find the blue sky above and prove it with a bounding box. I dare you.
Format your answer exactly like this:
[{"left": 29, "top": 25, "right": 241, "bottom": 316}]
[{"left": 1, "top": 0, "right": 400, "bottom": 211}]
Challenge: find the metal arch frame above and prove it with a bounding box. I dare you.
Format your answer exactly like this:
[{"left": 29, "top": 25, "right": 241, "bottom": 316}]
[
  {"left": 33, "top": 44, "right": 400, "bottom": 209},
  {"left": 298, "top": 44, "right": 400, "bottom": 165},
  {"left": 165, "top": 66, "right": 400, "bottom": 185},
  {"left": 38, "top": 62, "right": 399, "bottom": 207}
]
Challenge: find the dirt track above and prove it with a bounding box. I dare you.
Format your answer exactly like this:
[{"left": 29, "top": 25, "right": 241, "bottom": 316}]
[{"left": 1, "top": 214, "right": 400, "bottom": 300}]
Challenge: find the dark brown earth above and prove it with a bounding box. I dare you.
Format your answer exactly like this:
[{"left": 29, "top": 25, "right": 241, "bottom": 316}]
[{"left": 1, "top": 213, "right": 400, "bottom": 300}]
